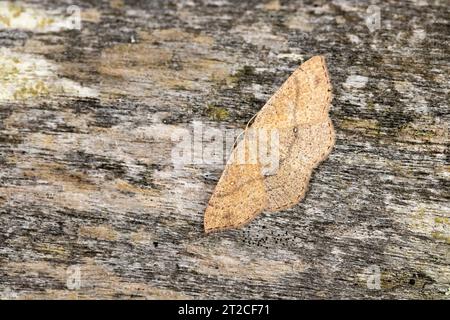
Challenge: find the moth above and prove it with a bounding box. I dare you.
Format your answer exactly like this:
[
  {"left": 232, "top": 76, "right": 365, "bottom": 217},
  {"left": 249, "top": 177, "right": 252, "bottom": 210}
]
[{"left": 204, "top": 56, "right": 335, "bottom": 233}]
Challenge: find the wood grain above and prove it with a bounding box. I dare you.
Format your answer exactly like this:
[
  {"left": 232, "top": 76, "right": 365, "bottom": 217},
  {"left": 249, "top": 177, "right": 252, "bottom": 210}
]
[{"left": 0, "top": 0, "right": 449, "bottom": 299}]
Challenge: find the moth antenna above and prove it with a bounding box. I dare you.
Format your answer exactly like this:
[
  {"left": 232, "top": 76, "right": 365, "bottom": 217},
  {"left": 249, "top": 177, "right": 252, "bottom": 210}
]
[{"left": 230, "top": 111, "right": 260, "bottom": 151}]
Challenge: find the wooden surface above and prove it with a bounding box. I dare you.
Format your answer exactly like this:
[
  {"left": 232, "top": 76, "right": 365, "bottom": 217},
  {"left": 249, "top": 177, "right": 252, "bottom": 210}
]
[{"left": 0, "top": 0, "right": 449, "bottom": 299}]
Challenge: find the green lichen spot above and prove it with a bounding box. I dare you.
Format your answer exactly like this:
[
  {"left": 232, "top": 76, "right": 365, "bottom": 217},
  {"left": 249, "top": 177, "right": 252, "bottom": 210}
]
[
  {"left": 234, "top": 65, "right": 256, "bottom": 84},
  {"left": 206, "top": 104, "right": 229, "bottom": 121},
  {"left": 37, "top": 17, "right": 55, "bottom": 29},
  {"left": 340, "top": 118, "right": 381, "bottom": 137},
  {"left": 13, "top": 80, "right": 49, "bottom": 100},
  {"left": 416, "top": 207, "right": 426, "bottom": 218},
  {"left": 8, "top": 3, "right": 24, "bottom": 18},
  {"left": 431, "top": 231, "right": 450, "bottom": 244},
  {"left": 1, "top": 65, "right": 19, "bottom": 80},
  {"left": 434, "top": 217, "right": 450, "bottom": 225},
  {"left": 0, "top": 15, "right": 11, "bottom": 27},
  {"left": 398, "top": 123, "right": 438, "bottom": 142},
  {"left": 366, "top": 100, "right": 375, "bottom": 111}
]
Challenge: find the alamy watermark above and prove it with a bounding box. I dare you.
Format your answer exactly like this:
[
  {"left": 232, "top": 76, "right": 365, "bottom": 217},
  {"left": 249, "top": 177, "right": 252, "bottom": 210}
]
[
  {"left": 365, "top": 5, "right": 381, "bottom": 33},
  {"left": 171, "top": 121, "right": 280, "bottom": 175},
  {"left": 66, "top": 265, "right": 81, "bottom": 290},
  {"left": 0, "top": 287, "right": 18, "bottom": 300},
  {"left": 366, "top": 265, "right": 381, "bottom": 290},
  {"left": 66, "top": 5, "right": 82, "bottom": 30}
]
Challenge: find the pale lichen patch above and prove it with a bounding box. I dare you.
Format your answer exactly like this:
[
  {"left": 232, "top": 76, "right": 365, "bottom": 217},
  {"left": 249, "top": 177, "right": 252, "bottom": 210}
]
[
  {"left": 0, "top": 48, "right": 98, "bottom": 101},
  {"left": 277, "top": 52, "right": 304, "bottom": 62},
  {"left": 389, "top": 202, "right": 450, "bottom": 245},
  {"left": 397, "top": 118, "right": 449, "bottom": 144},
  {"left": 343, "top": 75, "right": 369, "bottom": 89},
  {"left": 0, "top": 1, "right": 73, "bottom": 32}
]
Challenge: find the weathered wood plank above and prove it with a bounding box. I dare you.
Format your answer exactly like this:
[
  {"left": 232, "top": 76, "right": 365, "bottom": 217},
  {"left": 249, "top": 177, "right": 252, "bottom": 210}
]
[{"left": 0, "top": 0, "right": 449, "bottom": 299}]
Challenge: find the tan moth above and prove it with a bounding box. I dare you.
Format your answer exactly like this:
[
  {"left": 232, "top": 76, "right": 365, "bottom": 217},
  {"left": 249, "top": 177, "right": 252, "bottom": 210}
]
[{"left": 204, "top": 56, "right": 335, "bottom": 232}]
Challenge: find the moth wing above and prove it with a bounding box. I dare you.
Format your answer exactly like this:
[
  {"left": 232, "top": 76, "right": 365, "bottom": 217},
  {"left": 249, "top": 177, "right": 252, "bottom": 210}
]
[
  {"left": 250, "top": 55, "right": 334, "bottom": 211},
  {"left": 252, "top": 55, "right": 332, "bottom": 129},
  {"left": 264, "top": 120, "right": 334, "bottom": 212},
  {"left": 204, "top": 137, "right": 266, "bottom": 233},
  {"left": 204, "top": 56, "right": 334, "bottom": 232}
]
